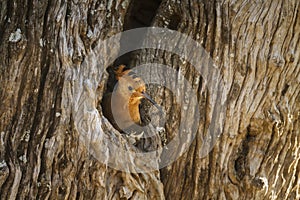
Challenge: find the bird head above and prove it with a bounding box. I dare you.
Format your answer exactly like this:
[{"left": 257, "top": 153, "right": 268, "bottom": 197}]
[{"left": 114, "top": 65, "right": 161, "bottom": 110}]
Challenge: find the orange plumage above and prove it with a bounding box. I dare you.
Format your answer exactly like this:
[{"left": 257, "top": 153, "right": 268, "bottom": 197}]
[{"left": 102, "top": 65, "right": 160, "bottom": 132}]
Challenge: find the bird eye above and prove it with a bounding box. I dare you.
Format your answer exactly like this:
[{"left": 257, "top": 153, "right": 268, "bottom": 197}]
[{"left": 128, "top": 86, "right": 133, "bottom": 91}]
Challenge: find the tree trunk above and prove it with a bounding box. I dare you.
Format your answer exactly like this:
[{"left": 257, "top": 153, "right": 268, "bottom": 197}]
[{"left": 0, "top": 0, "right": 299, "bottom": 200}]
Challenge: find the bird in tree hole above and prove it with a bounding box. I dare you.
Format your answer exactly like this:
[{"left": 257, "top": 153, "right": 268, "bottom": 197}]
[{"left": 101, "top": 65, "right": 162, "bottom": 132}]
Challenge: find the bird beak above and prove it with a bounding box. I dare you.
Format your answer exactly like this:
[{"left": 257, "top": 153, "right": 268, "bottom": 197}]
[{"left": 141, "top": 91, "right": 163, "bottom": 113}]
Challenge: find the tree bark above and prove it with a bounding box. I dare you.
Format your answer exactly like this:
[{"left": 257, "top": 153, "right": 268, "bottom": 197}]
[{"left": 0, "top": 0, "right": 299, "bottom": 200}]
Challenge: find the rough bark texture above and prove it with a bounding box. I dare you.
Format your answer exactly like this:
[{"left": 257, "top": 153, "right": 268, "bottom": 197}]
[{"left": 0, "top": 0, "right": 299, "bottom": 200}]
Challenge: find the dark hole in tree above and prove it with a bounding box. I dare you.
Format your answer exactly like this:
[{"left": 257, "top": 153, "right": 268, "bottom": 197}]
[
  {"left": 114, "top": 0, "right": 162, "bottom": 66},
  {"left": 104, "top": 0, "right": 163, "bottom": 92},
  {"left": 167, "top": 14, "right": 181, "bottom": 31},
  {"left": 104, "top": 0, "right": 162, "bottom": 92},
  {"left": 102, "top": 0, "right": 162, "bottom": 131}
]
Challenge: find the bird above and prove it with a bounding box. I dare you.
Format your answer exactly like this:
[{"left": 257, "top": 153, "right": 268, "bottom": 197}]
[{"left": 101, "top": 65, "right": 161, "bottom": 132}]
